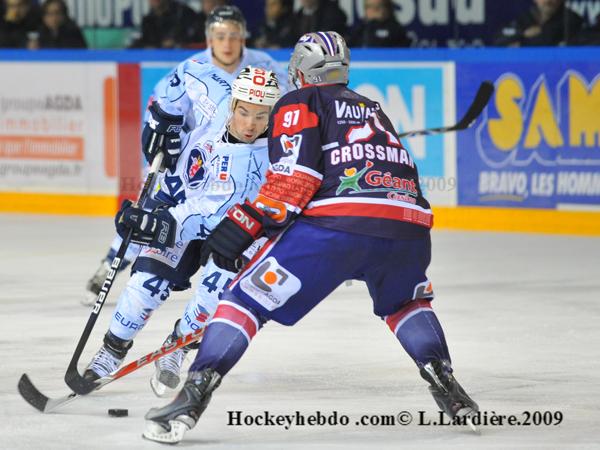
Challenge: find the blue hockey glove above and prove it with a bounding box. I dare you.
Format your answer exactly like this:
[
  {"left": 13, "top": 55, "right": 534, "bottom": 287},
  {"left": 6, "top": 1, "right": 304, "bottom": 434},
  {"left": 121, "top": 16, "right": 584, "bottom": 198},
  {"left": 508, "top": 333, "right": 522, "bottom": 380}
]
[
  {"left": 141, "top": 101, "right": 184, "bottom": 170},
  {"left": 199, "top": 201, "right": 264, "bottom": 272},
  {"left": 115, "top": 200, "right": 176, "bottom": 251}
]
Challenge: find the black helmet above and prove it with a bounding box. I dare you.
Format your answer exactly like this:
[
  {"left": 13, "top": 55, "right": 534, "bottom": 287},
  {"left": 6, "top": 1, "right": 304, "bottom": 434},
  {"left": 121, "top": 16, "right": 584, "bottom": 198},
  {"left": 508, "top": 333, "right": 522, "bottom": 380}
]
[{"left": 205, "top": 5, "right": 246, "bottom": 33}]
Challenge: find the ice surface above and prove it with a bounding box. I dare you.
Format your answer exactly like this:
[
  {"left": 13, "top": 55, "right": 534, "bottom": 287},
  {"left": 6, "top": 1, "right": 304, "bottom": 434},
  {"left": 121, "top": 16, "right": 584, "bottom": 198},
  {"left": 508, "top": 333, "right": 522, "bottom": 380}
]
[{"left": 1, "top": 214, "right": 599, "bottom": 449}]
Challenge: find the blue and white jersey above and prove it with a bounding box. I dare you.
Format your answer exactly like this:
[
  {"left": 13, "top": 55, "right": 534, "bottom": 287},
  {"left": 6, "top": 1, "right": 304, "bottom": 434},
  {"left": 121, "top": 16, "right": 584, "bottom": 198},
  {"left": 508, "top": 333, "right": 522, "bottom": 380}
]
[
  {"left": 154, "top": 60, "right": 234, "bottom": 135},
  {"left": 151, "top": 47, "right": 289, "bottom": 108},
  {"left": 156, "top": 123, "right": 270, "bottom": 242}
]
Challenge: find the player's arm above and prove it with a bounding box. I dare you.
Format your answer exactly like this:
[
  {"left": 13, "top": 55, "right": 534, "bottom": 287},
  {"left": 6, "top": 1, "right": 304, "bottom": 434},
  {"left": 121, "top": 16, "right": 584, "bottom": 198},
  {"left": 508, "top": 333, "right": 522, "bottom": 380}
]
[
  {"left": 198, "top": 92, "right": 324, "bottom": 271},
  {"left": 142, "top": 61, "right": 199, "bottom": 171}
]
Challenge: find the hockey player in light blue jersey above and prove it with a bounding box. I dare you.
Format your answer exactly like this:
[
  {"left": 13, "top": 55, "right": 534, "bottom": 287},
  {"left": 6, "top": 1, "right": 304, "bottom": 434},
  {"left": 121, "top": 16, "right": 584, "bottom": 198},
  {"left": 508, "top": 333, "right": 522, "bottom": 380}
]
[
  {"left": 149, "top": 5, "right": 289, "bottom": 112},
  {"left": 82, "top": 67, "right": 281, "bottom": 395},
  {"left": 83, "top": 5, "right": 289, "bottom": 304}
]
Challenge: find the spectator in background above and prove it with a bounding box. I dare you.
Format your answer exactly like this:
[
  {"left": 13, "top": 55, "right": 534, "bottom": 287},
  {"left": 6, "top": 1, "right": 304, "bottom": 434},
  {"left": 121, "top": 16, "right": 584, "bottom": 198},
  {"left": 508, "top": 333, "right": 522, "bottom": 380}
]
[
  {"left": 0, "top": 0, "right": 41, "bottom": 48},
  {"left": 253, "top": 0, "right": 295, "bottom": 48},
  {"left": 130, "top": 0, "right": 201, "bottom": 48},
  {"left": 294, "top": 0, "right": 347, "bottom": 40},
  {"left": 349, "top": 0, "right": 410, "bottom": 47},
  {"left": 28, "top": 0, "right": 86, "bottom": 49},
  {"left": 494, "top": 0, "right": 583, "bottom": 46}
]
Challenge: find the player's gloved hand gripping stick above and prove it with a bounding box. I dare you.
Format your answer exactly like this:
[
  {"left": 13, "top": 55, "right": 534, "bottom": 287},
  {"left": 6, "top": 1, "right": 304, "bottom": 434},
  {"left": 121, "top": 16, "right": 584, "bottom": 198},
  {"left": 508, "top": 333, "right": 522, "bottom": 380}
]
[
  {"left": 63, "top": 151, "right": 165, "bottom": 395},
  {"left": 199, "top": 200, "right": 265, "bottom": 271}
]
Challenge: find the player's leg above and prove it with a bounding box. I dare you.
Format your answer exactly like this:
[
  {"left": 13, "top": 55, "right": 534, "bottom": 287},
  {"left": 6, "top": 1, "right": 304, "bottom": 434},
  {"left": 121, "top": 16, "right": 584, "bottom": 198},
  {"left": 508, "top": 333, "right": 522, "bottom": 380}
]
[
  {"left": 84, "top": 271, "right": 171, "bottom": 380},
  {"left": 84, "top": 239, "right": 203, "bottom": 380},
  {"left": 150, "top": 258, "right": 234, "bottom": 395},
  {"left": 143, "top": 221, "right": 355, "bottom": 443},
  {"left": 365, "top": 233, "right": 478, "bottom": 419}
]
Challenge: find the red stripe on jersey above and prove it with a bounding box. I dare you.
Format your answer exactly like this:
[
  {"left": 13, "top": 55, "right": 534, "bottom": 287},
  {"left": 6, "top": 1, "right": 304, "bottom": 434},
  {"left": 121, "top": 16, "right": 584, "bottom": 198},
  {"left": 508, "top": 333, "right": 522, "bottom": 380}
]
[
  {"left": 259, "top": 169, "right": 322, "bottom": 211},
  {"left": 272, "top": 103, "right": 319, "bottom": 137},
  {"left": 303, "top": 202, "right": 433, "bottom": 228},
  {"left": 385, "top": 300, "right": 432, "bottom": 333},
  {"left": 213, "top": 303, "right": 258, "bottom": 339}
]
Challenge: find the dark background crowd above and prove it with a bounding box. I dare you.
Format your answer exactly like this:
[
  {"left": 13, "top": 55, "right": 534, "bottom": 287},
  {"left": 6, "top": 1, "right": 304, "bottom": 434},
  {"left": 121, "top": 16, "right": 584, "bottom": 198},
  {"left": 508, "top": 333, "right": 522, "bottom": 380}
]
[{"left": 1, "top": 0, "right": 600, "bottom": 49}]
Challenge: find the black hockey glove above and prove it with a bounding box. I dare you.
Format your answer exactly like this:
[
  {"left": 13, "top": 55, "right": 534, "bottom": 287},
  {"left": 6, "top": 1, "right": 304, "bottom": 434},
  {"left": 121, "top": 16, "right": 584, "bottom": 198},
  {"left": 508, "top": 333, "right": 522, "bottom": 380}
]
[
  {"left": 115, "top": 200, "right": 176, "bottom": 251},
  {"left": 141, "top": 101, "right": 184, "bottom": 170},
  {"left": 199, "top": 201, "right": 264, "bottom": 272}
]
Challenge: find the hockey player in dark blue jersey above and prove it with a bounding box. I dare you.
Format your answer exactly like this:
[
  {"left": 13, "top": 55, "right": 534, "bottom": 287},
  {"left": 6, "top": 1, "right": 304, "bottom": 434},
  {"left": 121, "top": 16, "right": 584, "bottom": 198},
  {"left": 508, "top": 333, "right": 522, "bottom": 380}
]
[{"left": 142, "top": 31, "right": 478, "bottom": 444}]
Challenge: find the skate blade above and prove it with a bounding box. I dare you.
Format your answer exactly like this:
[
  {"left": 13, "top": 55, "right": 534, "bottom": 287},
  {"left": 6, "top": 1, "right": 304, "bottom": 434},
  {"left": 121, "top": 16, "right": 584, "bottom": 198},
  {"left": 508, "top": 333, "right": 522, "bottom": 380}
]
[
  {"left": 142, "top": 419, "right": 190, "bottom": 444},
  {"left": 150, "top": 373, "right": 169, "bottom": 398},
  {"left": 456, "top": 408, "right": 480, "bottom": 434}
]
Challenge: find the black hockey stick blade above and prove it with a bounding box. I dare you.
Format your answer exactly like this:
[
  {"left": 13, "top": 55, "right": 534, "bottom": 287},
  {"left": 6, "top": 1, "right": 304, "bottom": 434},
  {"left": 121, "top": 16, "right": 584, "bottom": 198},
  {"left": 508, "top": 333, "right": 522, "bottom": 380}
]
[
  {"left": 397, "top": 81, "right": 494, "bottom": 138},
  {"left": 18, "top": 374, "right": 78, "bottom": 413},
  {"left": 19, "top": 329, "right": 205, "bottom": 414},
  {"left": 64, "top": 152, "right": 165, "bottom": 395}
]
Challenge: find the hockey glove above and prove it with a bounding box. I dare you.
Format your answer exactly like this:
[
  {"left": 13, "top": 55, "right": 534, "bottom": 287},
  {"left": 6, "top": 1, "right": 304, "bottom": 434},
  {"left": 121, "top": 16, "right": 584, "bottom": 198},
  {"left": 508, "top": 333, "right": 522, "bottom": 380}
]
[
  {"left": 115, "top": 200, "right": 176, "bottom": 251},
  {"left": 141, "top": 101, "right": 184, "bottom": 170},
  {"left": 199, "top": 201, "right": 264, "bottom": 272}
]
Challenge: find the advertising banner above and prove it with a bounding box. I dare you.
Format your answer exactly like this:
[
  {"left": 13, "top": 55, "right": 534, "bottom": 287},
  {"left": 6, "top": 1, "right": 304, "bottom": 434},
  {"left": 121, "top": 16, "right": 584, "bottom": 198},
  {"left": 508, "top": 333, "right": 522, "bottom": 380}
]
[
  {"left": 457, "top": 61, "right": 600, "bottom": 210},
  {"left": 350, "top": 62, "right": 456, "bottom": 206},
  {"left": 0, "top": 62, "right": 118, "bottom": 195}
]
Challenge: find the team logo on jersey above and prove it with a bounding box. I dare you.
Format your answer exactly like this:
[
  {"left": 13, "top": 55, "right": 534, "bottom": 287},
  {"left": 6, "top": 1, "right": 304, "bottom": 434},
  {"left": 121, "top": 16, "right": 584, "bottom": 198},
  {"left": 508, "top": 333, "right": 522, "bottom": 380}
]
[
  {"left": 240, "top": 257, "right": 301, "bottom": 311},
  {"left": 272, "top": 134, "right": 301, "bottom": 176},
  {"left": 413, "top": 280, "right": 434, "bottom": 299},
  {"left": 281, "top": 134, "right": 302, "bottom": 156},
  {"left": 185, "top": 148, "right": 206, "bottom": 189}
]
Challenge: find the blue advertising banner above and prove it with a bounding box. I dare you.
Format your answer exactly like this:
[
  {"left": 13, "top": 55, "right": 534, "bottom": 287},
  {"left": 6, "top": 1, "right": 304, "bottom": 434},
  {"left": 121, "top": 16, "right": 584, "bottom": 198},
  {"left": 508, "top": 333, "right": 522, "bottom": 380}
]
[{"left": 457, "top": 61, "right": 600, "bottom": 209}]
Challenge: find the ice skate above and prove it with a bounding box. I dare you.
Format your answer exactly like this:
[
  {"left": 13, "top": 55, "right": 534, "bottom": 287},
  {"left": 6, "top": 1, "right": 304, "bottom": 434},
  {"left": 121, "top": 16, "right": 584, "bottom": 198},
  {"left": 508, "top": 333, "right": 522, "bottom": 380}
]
[
  {"left": 83, "top": 332, "right": 132, "bottom": 381},
  {"left": 420, "top": 360, "right": 479, "bottom": 422},
  {"left": 150, "top": 328, "right": 198, "bottom": 397},
  {"left": 82, "top": 260, "right": 111, "bottom": 306},
  {"left": 143, "top": 369, "right": 221, "bottom": 444}
]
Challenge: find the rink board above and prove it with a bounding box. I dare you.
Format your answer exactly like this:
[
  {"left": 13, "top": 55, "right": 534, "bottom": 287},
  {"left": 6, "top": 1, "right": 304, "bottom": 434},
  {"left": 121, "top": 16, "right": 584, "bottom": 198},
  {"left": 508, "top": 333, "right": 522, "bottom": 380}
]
[{"left": 0, "top": 48, "right": 599, "bottom": 234}]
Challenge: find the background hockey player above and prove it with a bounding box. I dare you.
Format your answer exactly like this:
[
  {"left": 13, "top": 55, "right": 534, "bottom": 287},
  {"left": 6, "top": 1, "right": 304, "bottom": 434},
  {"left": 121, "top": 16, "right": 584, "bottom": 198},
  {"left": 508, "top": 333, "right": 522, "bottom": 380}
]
[
  {"left": 83, "top": 5, "right": 289, "bottom": 304},
  {"left": 143, "top": 31, "right": 478, "bottom": 444},
  {"left": 83, "top": 67, "right": 281, "bottom": 397}
]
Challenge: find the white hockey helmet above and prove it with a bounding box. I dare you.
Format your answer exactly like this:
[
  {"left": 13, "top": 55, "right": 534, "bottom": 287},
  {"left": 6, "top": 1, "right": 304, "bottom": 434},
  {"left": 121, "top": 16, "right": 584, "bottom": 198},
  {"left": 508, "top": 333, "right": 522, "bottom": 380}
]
[
  {"left": 288, "top": 31, "right": 350, "bottom": 89},
  {"left": 231, "top": 66, "right": 281, "bottom": 109}
]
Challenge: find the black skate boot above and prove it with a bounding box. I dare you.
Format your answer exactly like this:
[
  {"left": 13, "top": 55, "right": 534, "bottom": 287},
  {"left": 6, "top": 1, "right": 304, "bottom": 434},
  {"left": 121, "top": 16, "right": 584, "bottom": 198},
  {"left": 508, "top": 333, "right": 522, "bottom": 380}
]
[
  {"left": 150, "top": 320, "right": 200, "bottom": 396},
  {"left": 83, "top": 332, "right": 132, "bottom": 381},
  {"left": 420, "top": 360, "right": 478, "bottom": 420},
  {"left": 143, "top": 369, "right": 222, "bottom": 444}
]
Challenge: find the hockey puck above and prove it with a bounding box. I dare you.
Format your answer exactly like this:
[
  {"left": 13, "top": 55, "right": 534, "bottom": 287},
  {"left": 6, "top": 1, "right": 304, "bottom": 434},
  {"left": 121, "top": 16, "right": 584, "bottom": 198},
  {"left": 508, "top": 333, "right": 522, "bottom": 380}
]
[{"left": 108, "top": 408, "right": 128, "bottom": 417}]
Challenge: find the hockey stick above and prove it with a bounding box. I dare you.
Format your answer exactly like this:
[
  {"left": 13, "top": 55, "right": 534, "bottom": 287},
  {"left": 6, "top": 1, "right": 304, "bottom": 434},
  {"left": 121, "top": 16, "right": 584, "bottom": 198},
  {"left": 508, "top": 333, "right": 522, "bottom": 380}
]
[
  {"left": 397, "top": 81, "right": 494, "bottom": 138},
  {"left": 18, "top": 328, "right": 204, "bottom": 413},
  {"left": 64, "top": 149, "right": 165, "bottom": 395}
]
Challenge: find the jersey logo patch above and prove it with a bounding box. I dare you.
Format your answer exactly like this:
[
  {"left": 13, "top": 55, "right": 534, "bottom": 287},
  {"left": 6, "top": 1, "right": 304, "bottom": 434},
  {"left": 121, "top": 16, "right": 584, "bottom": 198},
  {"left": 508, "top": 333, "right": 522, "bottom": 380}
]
[
  {"left": 216, "top": 154, "right": 232, "bottom": 181},
  {"left": 185, "top": 148, "right": 206, "bottom": 189},
  {"left": 240, "top": 257, "right": 301, "bottom": 311},
  {"left": 272, "top": 134, "right": 301, "bottom": 176}
]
